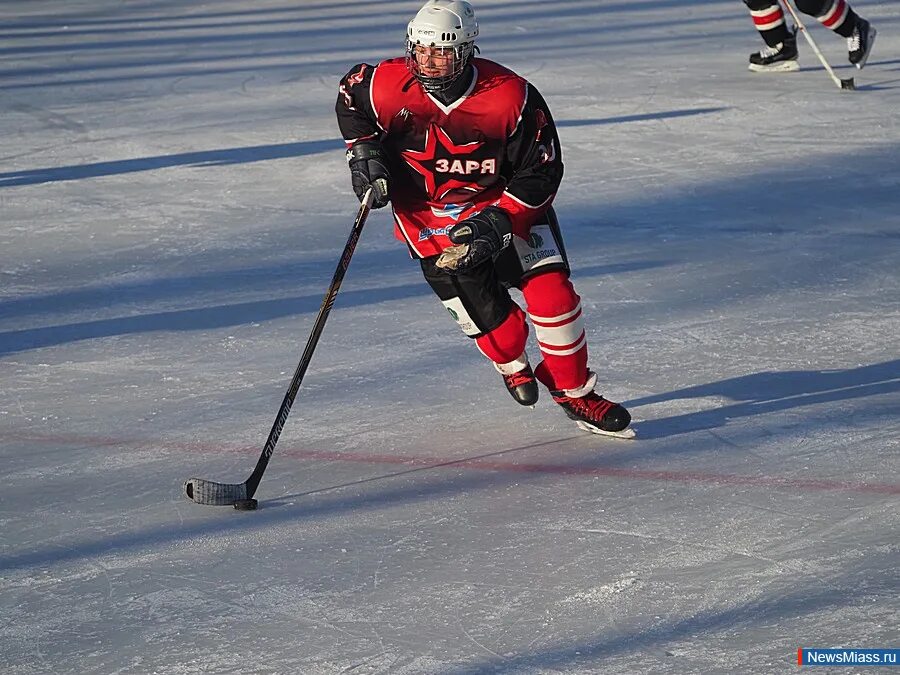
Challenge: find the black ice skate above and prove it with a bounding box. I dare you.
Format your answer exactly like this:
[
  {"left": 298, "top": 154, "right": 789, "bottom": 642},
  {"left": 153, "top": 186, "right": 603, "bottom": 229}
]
[
  {"left": 848, "top": 19, "right": 876, "bottom": 70},
  {"left": 495, "top": 354, "right": 539, "bottom": 407},
  {"left": 749, "top": 34, "right": 799, "bottom": 72},
  {"left": 551, "top": 372, "right": 634, "bottom": 439}
]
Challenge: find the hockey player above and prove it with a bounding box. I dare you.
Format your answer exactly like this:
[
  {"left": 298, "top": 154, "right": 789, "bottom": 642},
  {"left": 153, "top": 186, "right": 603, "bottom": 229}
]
[
  {"left": 335, "top": 0, "right": 631, "bottom": 437},
  {"left": 745, "top": 0, "right": 876, "bottom": 72}
]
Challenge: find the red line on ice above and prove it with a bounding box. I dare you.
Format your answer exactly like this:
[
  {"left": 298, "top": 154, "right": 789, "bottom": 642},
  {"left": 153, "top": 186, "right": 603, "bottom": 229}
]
[{"left": 6, "top": 431, "right": 899, "bottom": 495}]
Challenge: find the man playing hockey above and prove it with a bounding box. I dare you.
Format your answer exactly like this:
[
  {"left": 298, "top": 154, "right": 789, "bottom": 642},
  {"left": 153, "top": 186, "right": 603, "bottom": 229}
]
[
  {"left": 335, "top": 0, "right": 632, "bottom": 437},
  {"left": 744, "top": 0, "right": 876, "bottom": 72}
]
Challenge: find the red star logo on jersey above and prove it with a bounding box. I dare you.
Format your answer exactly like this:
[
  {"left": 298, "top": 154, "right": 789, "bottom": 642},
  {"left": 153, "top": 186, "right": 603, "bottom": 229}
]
[{"left": 400, "top": 123, "right": 489, "bottom": 202}]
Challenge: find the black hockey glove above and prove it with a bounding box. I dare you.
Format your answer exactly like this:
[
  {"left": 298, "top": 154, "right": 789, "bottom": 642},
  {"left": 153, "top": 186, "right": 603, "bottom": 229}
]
[
  {"left": 436, "top": 206, "right": 513, "bottom": 272},
  {"left": 347, "top": 141, "right": 390, "bottom": 209}
]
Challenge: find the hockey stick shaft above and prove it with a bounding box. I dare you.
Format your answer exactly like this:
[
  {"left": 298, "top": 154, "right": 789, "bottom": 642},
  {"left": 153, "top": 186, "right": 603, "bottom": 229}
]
[
  {"left": 243, "top": 187, "right": 375, "bottom": 497},
  {"left": 780, "top": 0, "right": 855, "bottom": 90},
  {"left": 184, "top": 188, "right": 375, "bottom": 504}
]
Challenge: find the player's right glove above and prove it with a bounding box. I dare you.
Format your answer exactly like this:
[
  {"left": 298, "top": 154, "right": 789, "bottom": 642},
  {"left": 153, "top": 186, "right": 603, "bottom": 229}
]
[
  {"left": 436, "top": 206, "right": 513, "bottom": 272},
  {"left": 346, "top": 141, "right": 390, "bottom": 209}
]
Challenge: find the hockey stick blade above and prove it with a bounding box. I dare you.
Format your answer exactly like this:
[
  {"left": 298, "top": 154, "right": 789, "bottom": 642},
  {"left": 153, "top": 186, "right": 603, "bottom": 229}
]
[
  {"left": 183, "top": 478, "right": 248, "bottom": 506},
  {"left": 841, "top": 78, "right": 855, "bottom": 90}
]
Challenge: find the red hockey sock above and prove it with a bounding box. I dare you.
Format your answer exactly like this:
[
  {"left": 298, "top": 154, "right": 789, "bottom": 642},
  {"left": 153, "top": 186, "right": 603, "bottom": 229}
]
[{"left": 818, "top": 0, "right": 852, "bottom": 34}]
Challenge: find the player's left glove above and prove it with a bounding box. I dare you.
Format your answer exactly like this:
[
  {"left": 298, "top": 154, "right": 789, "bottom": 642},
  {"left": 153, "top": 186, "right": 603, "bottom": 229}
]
[
  {"left": 346, "top": 141, "right": 390, "bottom": 209},
  {"left": 436, "top": 207, "right": 513, "bottom": 272}
]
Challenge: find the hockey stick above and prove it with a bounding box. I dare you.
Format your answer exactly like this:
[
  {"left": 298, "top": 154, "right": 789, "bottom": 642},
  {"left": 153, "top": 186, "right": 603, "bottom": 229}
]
[
  {"left": 183, "top": 187, "right": 376, "bottom": 509},
  {"left": 781, "top": 0, "right": 855, "bottom": 90}
]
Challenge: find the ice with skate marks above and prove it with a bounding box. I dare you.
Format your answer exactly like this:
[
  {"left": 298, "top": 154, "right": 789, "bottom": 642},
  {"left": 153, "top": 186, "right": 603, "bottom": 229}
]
[{"left": 575, "top": 420, "right": 637, "bottom": 440}]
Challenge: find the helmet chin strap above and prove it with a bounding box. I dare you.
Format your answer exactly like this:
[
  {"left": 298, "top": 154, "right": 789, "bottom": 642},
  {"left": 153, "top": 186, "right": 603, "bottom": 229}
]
[{"left": 428, "top": 63, "right": 474, "bottom": 104}]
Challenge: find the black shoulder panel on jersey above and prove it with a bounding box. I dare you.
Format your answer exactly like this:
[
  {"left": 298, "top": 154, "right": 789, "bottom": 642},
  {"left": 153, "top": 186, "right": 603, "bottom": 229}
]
[
  {"left": 503, "top": 84, "right": 564, "bottom": 207},
  {"left": 336, "top": 63, "right": 380, "bottom": 144}
]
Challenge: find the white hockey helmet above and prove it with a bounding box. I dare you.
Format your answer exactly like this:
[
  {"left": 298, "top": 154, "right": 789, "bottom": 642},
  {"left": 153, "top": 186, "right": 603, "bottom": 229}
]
[{"left": 406, "top": 0, "right": 479, "bottom": 94}]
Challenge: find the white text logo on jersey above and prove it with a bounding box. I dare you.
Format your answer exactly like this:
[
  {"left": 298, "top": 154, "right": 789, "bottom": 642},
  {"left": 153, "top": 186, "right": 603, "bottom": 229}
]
[{"left": 401, "top": 123, "right": 499, "bottom": 201}]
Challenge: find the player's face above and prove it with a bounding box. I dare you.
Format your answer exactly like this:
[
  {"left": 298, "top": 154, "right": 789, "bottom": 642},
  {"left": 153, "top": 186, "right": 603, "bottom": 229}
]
[{"left": 412, "top": 45, "right": 455, "bottom": 78}]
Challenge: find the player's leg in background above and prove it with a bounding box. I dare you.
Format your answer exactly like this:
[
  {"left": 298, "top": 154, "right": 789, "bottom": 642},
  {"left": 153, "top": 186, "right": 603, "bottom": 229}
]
[
  {"left": 744, "top": 0, "right": 800, "bottom": 71},
  {"left": 795, "top": 0, "right": 876, "bottom": 67}
]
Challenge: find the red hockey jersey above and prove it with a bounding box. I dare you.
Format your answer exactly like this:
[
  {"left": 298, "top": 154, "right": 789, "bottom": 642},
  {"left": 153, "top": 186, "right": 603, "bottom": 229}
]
[{"left": 336, "top": 58, "right": 563, "bottom": 258}]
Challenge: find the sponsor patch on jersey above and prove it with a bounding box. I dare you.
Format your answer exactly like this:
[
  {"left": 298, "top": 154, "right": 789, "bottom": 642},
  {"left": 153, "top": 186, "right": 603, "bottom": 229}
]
[
  {"left": 430, "top": 202, "right": 473, "bottom": 221},
  {"left": 418, "top": 225, "right": 452, "bottom": 241}
]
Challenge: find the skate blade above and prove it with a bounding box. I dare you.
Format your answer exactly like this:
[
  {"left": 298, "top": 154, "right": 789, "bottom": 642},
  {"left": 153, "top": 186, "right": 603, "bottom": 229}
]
[
  {"left": 575, "top": 420, "right": 636, "bottom": 439},
  {"left": 748, "top": 60, "right": 800, "bottom": 73}
]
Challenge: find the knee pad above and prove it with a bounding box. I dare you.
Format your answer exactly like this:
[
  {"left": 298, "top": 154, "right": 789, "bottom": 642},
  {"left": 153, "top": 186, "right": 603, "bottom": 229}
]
[
  {"left": 421, "top": 255, "right": 513, "bottom": 337},
  {"left": 520, "top": 270, "right": 577, "bottom": 315}
]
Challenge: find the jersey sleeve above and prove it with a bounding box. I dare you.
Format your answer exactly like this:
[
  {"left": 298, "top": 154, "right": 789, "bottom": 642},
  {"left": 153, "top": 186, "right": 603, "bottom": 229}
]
[
  {"left": 335, "top": 63, "right": 381, "bottom": 146},
  {"left": 495, "top": 84, "right": 564, "bottom": 235}
]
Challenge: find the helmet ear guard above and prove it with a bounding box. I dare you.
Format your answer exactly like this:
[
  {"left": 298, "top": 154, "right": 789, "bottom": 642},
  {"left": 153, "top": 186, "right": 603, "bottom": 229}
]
[{"left": 405, "top": 0, "right": 479, "bottom": 94}]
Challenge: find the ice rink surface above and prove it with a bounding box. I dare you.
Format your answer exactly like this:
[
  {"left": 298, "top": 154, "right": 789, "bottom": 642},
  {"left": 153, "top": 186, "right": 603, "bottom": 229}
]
[{"left": 1, "top": 1, "right": 898, "bottom": 673}]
